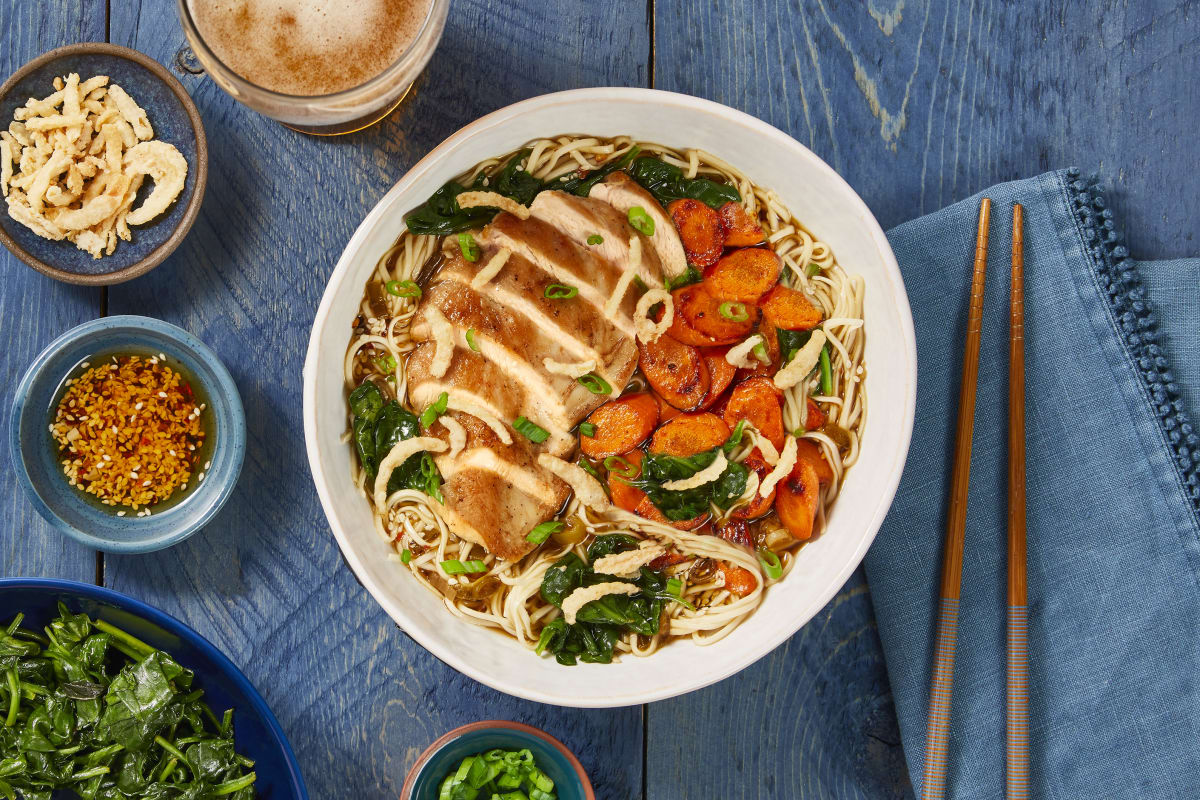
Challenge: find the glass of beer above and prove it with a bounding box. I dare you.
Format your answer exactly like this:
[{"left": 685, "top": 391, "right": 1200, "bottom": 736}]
[{"left": 177, "top": 0, "right": 449, "bottom": 135}]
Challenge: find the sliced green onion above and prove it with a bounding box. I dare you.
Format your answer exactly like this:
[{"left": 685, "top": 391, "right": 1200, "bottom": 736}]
[
  {"left": 400, "top": 549, "right": 413, "bottom": 564},
  {"left": 420, "top": 391, "right": 449, "bottom": 428},
  {"left": 579, "top": 422, "right": 597, "bottom": 438},
  {"left": 757, "top": 548, "right": 784, "bottom": 580},
  {"left": 544, "top": 283, "right": 578, "bottom": 299},
  {"left": 633, "top": 274, "right": 649, "bottom": 291},
  {"left": 724, "top": 419, "right": 747, "bottom": 451},
  {"left": 666, "top": 577, "right": 683, "bottom": 597},
  {"left": 466, "top": 328, "right": 481, "bottom": 352},
  {"left": 603, "top": 455, "right": 638, "bottom": 480},
  {"left": 457, "top": 232, "right": 480, "bottom": 262},
  {"left": 385, "top": 279, "right": 421, "bottom": 298},
  {"left": 373, "top": 354, "right": 397, "bottom": 373},
  {"left": 513, "top": 416, "right": 550, "bottom": 443},
  {"left": 752, "top": 341, "right": 769, "bottom": 363},
  {"left": 526, "top": 520, "right": 565, "bottom": 544},
  {"left": 461, "top": 560, "right": 487, "bottom": 573},
  {"left": 805, "top": 262, "right": 821, "bottom": 278},
  {"left": 627, "top": 206, "right": 655, "bottom": 236},
  {"left": 718, "top": 301, "right": 749, "bottom": 321},
  {"left": 578, "top": 458, "right": 604, "bottom": 483},
  {"left": 440, "top": 559, "right": 469, "bottom": 575},
  {"left": 576, "top": 373, "right": 612, "bottom": 395},
  {"left": 587, "top": 234, "right": 604, "bottom": 245},
  {"left": 818, "top": 345, "right": 833, "bottom": 396}
]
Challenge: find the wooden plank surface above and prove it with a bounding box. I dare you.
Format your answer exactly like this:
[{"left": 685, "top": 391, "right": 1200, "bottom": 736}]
[
  {"left": 0, "top": 1, "right": 105, "bottom": 581},
  {"left": 650, "top": 1, "right": 1198, "bottom": 798},
  {"left": 101, "top": 2, "right": 651, "bottom": 798}
]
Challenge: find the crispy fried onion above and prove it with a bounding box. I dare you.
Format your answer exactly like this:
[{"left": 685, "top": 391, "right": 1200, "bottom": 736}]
[
  {"left": 773, "top": 330, "right": 826, "bottom": 391},
  {"left": 373, "top": 437, "right": 448, "bottom": 508},
  {"left": 542, "top": 357, "right": 596, "bottom": 378},
  {"left": 426, "top": 306, "right": 454, "bottom": 379},
  {"left": 456, "top": 191, "right": 531, "bottom": 220},
  {"left": 758, "top": 435, "right": 798, "bottom": 498},
  {"left": 635, "top": 288, "right": 672, "bottom": 343},
  {"left": 663, "top": 450, "right": 728, "bottom": 491},
  {"left": 725, "top": 334, "right": 766, "bottom": 369},
  {"left": 537, "top": 454, "right": 610, "bottom": 511}
]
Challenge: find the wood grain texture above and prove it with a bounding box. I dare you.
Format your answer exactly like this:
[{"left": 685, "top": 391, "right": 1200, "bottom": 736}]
[
  {"left": 646, "top": 573, "right": 911, "bottom": 800},
  {"left": 0, "top": 0, "right": 105, "bottom": 580},
  {"left": 101, "top": 2, "right": 650, "bottom": 798},
  {"left": 654, "top": 0, "right": 1199, "bottom": 258}
]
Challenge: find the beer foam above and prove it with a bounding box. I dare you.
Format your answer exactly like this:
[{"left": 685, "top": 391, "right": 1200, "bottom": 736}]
[{"left": 190, "top": 0, "right": 431, "bottom": 96}]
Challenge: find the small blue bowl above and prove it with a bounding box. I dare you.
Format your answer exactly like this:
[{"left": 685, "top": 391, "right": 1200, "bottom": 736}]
[
  {"left": 0, "top": 43, "right": 207, "bottom": 285},
  {"left": 402, "top": 721, "right": 595, "bottom": 800},
  {"left": 11, "top": 315, "right": 245, "bottom": 553},
  {"left": 0, "top": 578, "right": 308, "bottom": 799}
]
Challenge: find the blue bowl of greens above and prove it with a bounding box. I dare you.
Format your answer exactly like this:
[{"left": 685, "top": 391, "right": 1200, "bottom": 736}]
[
  {"left": 401, "top": 721, "right": 594, "bottom": 800},
  {"left": 0, "top": 578, "right": 307, "bottom": 800}
]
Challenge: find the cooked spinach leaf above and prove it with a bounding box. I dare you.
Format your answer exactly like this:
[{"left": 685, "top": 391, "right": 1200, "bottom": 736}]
[
  {"left": 403, "top": 150, "right": 543, "bottom": 236},
  {"left": 0, "top": 604, "right": 257, "bottom": 800},
  {"left": 628, "top": 446, "right": 750, "bottom": 521},
  {"left": 349, "top": 381, "right": 443, "bottom": 502},
  {"left": 777, "top": 328, "right": 815, "bottom": 364},
  {"left": 552, "top": 145, "right": 641, "bottom": 197},
  {"left": 627, "top": 156, "right": 742, "bottom": 210}
]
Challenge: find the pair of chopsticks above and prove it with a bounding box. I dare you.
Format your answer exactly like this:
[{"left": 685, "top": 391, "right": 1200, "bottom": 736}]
[{"left": 920, "top": 200, "right": 1028, "bottom": 800}]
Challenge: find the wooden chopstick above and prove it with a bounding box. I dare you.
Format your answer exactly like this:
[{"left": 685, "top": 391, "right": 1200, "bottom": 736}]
[
  {"left": 1006, "top": 204, "right": 1029, "bottom": 799},
  {"left": 920, "top": 197, "right": 991, "bottom": 800}
]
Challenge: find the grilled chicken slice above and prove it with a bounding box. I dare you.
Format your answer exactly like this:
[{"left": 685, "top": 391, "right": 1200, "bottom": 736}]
[
  {"left": 589, "top": 172, "right": 688, "bottom": 279},
  {"left": 405, "top": 185, "right": 686, "bottom": 561},
  {"left": 432, "top": 414, "right": 571, "bottom": 561}
]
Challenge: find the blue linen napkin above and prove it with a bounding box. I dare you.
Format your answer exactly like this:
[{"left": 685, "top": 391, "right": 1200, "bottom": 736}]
[{"left": 864, "top": 169, "right": 1200, "bottom": 798}]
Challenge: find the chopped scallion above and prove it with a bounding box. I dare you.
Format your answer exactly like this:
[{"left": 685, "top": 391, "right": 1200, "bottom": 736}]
[
  {"left": 513, "top": 416, "right": 550, "bottom": 443},
  {"left": 603, "top": 455, "right": 638, "bottom": 480},
  {"left": 466, "top": 328, "right": 481, "bottom": 352},
  {"left": 385, "top": 279, "right": 421, "bottom": 298},
  {"left": 544, "top": 283, "right": 578, "bottom": 300},
  {"left": 373, "top": 354, "right": 397, "bottom": 374},
  {"left": 818, "top": 344, "right": 833, "bottom": 396},
  {"left": 627, "top": 206, "right": 655, "bottom": 236},
  {"left": 718, "top": 301, "right": 749, "bottom": 321},
  {"left": 400, "top": 549, "right": 413, "bottom": 564},
  {"left": 526, "top": 520, "right": 565, "bottom": 544},
  {"left": 420, "top": 391, "right": 449, "bottom": 428},
  {"left": 576, "top": 373, "right": 612, "bottom": 395},
  {"left": 579, "top": 422, "right": 597, "bottom": 438},
  {"left": 441, "top": 559, "right": 487, "bottom": 575},
  {"left": 457, "top": 232, "right": 480, "bottom": 262},
  {"left": 752, "top": 341, "right": 769, "bottom": 363},
  {"left": 805, "top": 262, "right": 821, "bottom": 277},
  {"left": 757, "top": 548, "right": 784, "bottom": 580},
  {"left": 586, "top": 234, "right": 604, "bottom": 245}
]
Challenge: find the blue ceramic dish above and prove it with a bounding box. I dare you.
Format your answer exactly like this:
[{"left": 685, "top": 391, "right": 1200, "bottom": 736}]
[
  {"left": 0, "top": 578, "right": 308, "bottom": 799},
  {"left": 0, "top": 43, "right": 207, "bottom": 285},
  {"left": 10, "top": 315, "right": 245, "bottom": 553},
  {"left": 402, "top": 721, "right": 595, "bottom": 800}
]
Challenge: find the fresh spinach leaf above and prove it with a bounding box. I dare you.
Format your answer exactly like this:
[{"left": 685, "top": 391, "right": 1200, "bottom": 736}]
[
  {"left": 585, "top": 534, "right": 639, "bottom": 562},
  {"left": 777, "top": 328, "right": 814, "bottom": 364},
  {"left": 540, "top": 553, "right": 588, "bottom": 607},
  {"left": 627, "top": 156, "right": 741, "bottom": 210},
  {"left": 553, "top": 146, "right": 641, "bottom": 196}
]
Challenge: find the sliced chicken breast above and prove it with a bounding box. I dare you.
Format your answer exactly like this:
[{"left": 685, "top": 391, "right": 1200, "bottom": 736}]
[{"left": 589, "top": 172, "right": 688, "bottom": 279}]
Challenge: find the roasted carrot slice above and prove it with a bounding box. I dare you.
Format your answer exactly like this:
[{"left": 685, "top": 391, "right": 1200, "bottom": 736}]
[
  {"left": 704, "top": 247, "right": 781, "bottom": 303},
  {"left": 652, "top": 391, "right": 682, "bottom": 423},
  {"left": 775, "top": 457, "right": 820, "bottom": 540},
  {"left": 732, "top": 448, "right": 776, "bottom": 520},
  {"left": 759, "top": 284, "right": 821, "bottom": 331},
  {"left": 668, "top": 198, "right": 726, "bottom": 268},
  {"left": 698, "top": 347, "right": 737, "bottom": 410},
  {"left": 649, "top": 412, "right": 730, "bottom": 456},
  {"left": 666, "top": 302, "right": 725, "bottom": 347},
  {"left": 720, "top": 562, "right": 758, "bottom": 596},
  {"left": 635, "top": 496, "right": 709, "bottom": 530},
  {"left": 580, "top": 393, "right": 659, "bottom": 459},
  {"left": 795, "top": 438, "right": 834, "bottom": 485},
  {"left": 716, "top": 518, "right": 754, "bottom": 549},
  {"left": 608, "top": 449, "right": 648, "bottom": 512},
  {"left": 719, "top": 202, "right": 765, "bottom": 246},
  {"left": 804, "top": 397, "right": 827, "bottom": 430},
  {"left": 723, "top": 377, "right": 785, "bottom": 451},
  {"left": 674, "top": 282, "right": 757, "bottom": 344},
  {"left": 639, "top": 334, "right": 711, "bottom": 411}
]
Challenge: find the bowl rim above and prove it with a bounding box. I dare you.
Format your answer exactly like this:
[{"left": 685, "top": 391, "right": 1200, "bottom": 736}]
[
  {"left": 400, "top": 720, "right": 595, "bottom": 800},
  {"left": 0, "top": 42, "right": 209, "bottom": 286},
  {"left": 9, "top": 314, "right": 246, "bottom": 553},
  {"left": 304, "top": 87, "right": 918, "bottom": 706},
  {"left": 0, "top": 577, "right": 309, "bottom": 799}
]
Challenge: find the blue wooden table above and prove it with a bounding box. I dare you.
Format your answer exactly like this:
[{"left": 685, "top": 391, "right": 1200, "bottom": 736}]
[{"left": 3, "top": 1, "right": 1196, "bottom": 797}]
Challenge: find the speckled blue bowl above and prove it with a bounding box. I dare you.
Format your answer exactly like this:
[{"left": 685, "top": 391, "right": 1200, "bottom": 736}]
[
  {"left": 0, "top": 579, "right": 309, "bottom": 799},
  {"left": 0, "top": 43, "right": 207, "bottom": 285},
  {"left": 401, "top": 721, "right": 595, "bottom": 800},
  {"left": 11, "top": 315, "right": 244, "bottom": 553}
]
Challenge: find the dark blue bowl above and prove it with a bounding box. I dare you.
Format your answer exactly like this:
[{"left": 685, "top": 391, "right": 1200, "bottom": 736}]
[
  {"left": 401, "top": 721, "right": 594, "bottom": 800},
  {"left": 0, "top": 578, "right": 308, "bottom": 799},
  {"left": 11, "top": 315, "right": 246, "bottom": 553},
  {"left": 0, "top": 43, "right": 207, "bottom": 285}
]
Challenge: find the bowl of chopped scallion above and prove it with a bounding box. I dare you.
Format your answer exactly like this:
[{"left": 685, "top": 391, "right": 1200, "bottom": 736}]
[{"left": 402, "top": 720, "right": 593, "bottom": 800}]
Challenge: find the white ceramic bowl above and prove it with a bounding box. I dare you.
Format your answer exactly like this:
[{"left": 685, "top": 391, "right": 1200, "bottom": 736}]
[{"left": 303, "top": 88, "right": 916, "bottom": 707}]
